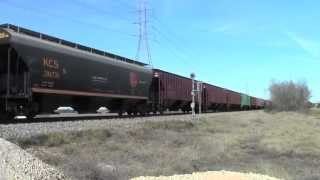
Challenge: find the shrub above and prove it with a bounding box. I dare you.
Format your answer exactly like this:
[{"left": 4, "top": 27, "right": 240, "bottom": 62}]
[{"left": 269, "top": 80, "right": 311, "bottom": 111}]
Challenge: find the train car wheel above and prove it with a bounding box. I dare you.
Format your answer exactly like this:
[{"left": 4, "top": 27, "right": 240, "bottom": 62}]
[
  {"left": 0, "top": 112, "right": 14, "bottom": 123},
  {"left": 0, "top": 114, "right": 6, "bottom": 123},
  {"left": 26, "top": 103, "right": 39, "bottom": 120},
  {"left": 126, "top": 110, "right": 133, "bottom": 116},
  {"left": 26, "top": 112, "right": 37, "bottom": 120}
]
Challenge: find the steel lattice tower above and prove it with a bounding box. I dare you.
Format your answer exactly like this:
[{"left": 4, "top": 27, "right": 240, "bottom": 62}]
[{"left": 135, "top": 0, "right": 152, "bottom": 67}]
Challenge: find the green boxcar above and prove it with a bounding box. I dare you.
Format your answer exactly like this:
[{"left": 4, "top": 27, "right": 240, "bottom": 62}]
[{"left": 241, "top": 94, "right": 251, "bottom": 108}]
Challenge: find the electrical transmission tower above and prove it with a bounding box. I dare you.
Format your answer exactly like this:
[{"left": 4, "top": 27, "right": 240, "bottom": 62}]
[{"left": 135, "top": 0, "right": 152, "bottom": 67}]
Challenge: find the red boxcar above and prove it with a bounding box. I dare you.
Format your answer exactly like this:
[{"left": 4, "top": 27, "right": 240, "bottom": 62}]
[
  {"left": 226, "top": 89, "right": 241, "bottom": 107},
  {"left": 265, "top": 100, "right": 272, "bottom": 107},
  {"left": 203, "top": 83, "right": 227, "bottom": 111},
  {"left": 256, "top": 98, "right": 265, "bottom": 108},
  {"left": 152, "top": 69, "right": 192, "bottom": 112},
  {"left": 250, "top": 97, "right": 258, "bottom": 108}
]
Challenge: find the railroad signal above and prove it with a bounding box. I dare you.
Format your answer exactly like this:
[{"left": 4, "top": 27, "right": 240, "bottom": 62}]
[
  {"left": 190, "top": 102, "right": 195, "bottom": 109},
  {"left": 197, "top": 81, "right": 203, "bottom": 114},
  {"left": 190, "top": 73, "right": 195, "bottom": 79},
  {"left": 190, "top": 73, "right": 196, "bottom": 119}
]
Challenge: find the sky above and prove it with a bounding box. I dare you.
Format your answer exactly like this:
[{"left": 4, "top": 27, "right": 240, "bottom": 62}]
[{"left": 0, "top": 0, "right": 319, "bottom": 102}]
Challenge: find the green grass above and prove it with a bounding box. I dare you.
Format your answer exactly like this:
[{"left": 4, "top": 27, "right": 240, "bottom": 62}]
[{"left": 10, "top": 110, "right": 320, "bottom": 180}]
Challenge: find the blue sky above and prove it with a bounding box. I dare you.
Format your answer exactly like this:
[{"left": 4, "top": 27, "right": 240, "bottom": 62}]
[{"left": 1, "top": 0, "right": 319, "bottom": 102}]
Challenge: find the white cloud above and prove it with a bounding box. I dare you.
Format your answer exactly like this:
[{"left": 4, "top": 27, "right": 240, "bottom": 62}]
[
  {"left": 286, "top": 32, "right": 320, "bottom": 57},
  {"left": 259, "top": 40, "right": 291, "bottom": 48},
  {"left": 210, "top": 21, "right": 264, "bottom": 35}
]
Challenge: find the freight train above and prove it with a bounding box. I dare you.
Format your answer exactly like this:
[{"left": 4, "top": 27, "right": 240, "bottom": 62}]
[{"left": 0, "top": 24, "right": 267, "bottom": 121}]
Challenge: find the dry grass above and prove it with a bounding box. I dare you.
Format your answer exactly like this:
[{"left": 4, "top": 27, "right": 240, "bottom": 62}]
[{"left": 10, "top": 110, "right": 320, "bottom": 180}]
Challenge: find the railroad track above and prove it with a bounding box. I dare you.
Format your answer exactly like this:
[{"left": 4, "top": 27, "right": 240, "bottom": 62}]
[
  {"left": 0, "top": 111, "right": 206, "bottom": 140},
  {"left": 0, "top": 111, "right": 193, "bottom": 124},
  {"left": 1, "top": 109, "right": 259, "bottom": 125},
  {"left": 0, "top": 111, "right": 259, "bottom": 140}
]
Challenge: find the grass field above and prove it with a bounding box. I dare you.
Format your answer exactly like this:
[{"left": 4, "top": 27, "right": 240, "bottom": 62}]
[{"left": 11, "top": 110, "right": 320, "bottom": 180}]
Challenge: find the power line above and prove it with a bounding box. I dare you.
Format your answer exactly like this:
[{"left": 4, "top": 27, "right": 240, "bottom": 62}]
[
  {"left": 0, "top": 0, "right": 142, "bottom": 60},
  {"left": 72, "top": 0, "right": 134, "bottom": 22},
  {"left": 3, "top": 0, "right": 196, "bottom": 69},
  {"left": 151, "top": 25, "right": 193, "bottom": 67},
  {"left": 113, "top": 0, "right": 136, "bottom": 11},
  {"left": 149, "top": 31, "right": 193, "bottom": 73},
  {"left": 151, "top": 13, "right": 197, "bottom": 54},
  {"left": 1, "top": 0, "right": 135, "bottom": 37},
  {"left": 152, "top": 39, "right": 190, "bottom": 66},
  {"left": 151, "top": 13, "right": 190, "bottom": 48},
  {"left": 149, "top": 12, "right": 203, "bottom": 70}
]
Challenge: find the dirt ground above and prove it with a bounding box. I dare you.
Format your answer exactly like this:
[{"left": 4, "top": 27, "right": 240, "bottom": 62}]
[
  {"left": 131, "top": 170, "right": 283, "bottom": 180},
  {"left": 10, "top": 110, "right": 320, "bottom": 180}
]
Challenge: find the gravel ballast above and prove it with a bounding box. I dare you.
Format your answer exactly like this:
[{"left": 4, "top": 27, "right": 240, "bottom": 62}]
[
  {"left": 0, "top": 138, "right": 66, "bottom": 180},
  {"left": 0, "top": 114, "right": 202, "bottom": 139}
]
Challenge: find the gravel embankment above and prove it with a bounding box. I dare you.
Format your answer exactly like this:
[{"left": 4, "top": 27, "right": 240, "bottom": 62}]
[
  {"left": 131, "top": 171, "right": 283, "bottom": 180},
  {"left": 0, "top": 114, "right": 202, "bottom": 139},
  {"left": 0, "top": 112, "right": 251, "bottom": 140},
  {"left": 0, "top": 138, "right": 66, "bottom": 180}
]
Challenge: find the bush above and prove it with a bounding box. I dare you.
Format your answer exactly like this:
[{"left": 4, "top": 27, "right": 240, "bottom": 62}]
[{"left": 269, "top": 80, "right": 311, "bottom": 111}]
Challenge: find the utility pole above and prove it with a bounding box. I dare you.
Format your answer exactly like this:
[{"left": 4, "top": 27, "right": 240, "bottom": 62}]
[{"left": 190, "top": 73, "right": 196, "bottom": 119}]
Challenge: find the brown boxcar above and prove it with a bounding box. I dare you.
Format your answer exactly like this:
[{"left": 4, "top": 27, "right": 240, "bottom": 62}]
[
  {"left": 265, "top": 100, "right": 272, "bottom": 107},
  {"left": 203, "top": 83, "right": 227, "bottom": 111},
  {"left": 250, "top": 97, "right": 258, "bottom": 109},
  {"left": 152, "top": 69, "right": 192, "bottom": 112},
  {"left": 256, "top": 98, "right": 265, "bottom": 108},
  {"left": 226, "top": 89, "right": 241, "bottom": 110}
]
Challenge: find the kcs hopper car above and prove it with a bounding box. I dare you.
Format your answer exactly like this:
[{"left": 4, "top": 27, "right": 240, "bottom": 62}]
[{"left": 0, "top": 24, "right": 152, "bottom": 120}]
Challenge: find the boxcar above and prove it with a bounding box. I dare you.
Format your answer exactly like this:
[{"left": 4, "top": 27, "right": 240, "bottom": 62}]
[
  {"left": 203, "top": 83, "right": 227, "bottom": 111},
  {"left": 240, "top": 94, "right": 251, "bottom": 110},
  {"left": 256, "top": 98, "right": 265, "bottom": 109},
  {"left": 226, "top": 90, "right": 241, "bottom": 110},
  {"left": 151, "top": 69, "right": 192, "bottom": 113},
  {"left": 265, "top": 100, "right": 272, "bottom": 107},
  {"left": 250, "top": 97, "right": 258, "bottom": 109}
]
